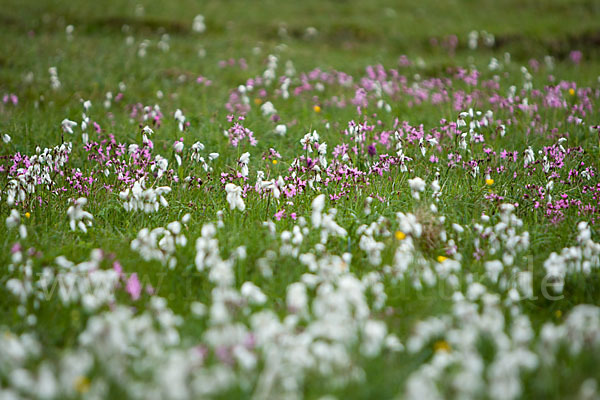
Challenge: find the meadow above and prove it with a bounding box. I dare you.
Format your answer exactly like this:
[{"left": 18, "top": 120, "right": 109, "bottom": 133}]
[{"left": 1, "top": 0, "right": 600, "bottom": 398}]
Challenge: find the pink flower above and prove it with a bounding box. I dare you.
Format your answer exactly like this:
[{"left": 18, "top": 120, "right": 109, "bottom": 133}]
[
  {"left": 569, "top": 50, "right": 582, "bottom": 65},
  {"left": 113, "top": 261, "right": 123, "bottom": 278},
  {"left": 274, "top": 209, "right": 285, "bottom": 221},
  {"left": 10, "top": 243, "right": 22, "bottom": 254},
  {"left": 126, "top": 273, "right": 142, "bottom": 300}
]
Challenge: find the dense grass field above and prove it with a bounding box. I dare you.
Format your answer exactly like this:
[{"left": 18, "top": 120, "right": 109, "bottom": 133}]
[{"left": 1, "top": 0, "right": 600, "bottom": 398}]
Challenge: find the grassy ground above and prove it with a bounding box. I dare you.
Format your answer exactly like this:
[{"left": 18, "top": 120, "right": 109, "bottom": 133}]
[{"left": 1, "top": 0, "right": 600, "bottom": 399}]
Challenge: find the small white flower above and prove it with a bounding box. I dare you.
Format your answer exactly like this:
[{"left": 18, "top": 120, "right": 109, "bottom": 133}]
[
  {"left": 260, "top": 101, "right": 276, "bottom": 116},
  {"left": 524, "top": 146, "right": 535, "bottom": 167},
  {"left": 192, "top": 14, "right": 206, "bottom": 33},
  {"left": 287, "top": 282, "right": 307, "bottom": 313},
  {"left": 174, "top": 109, "right": 186, "bottom": 131},
  {"left": 119, "top": 178, "right": 171, "bottom": 213},
  {"left": 311, "top": 194, "right": 326, "bottom": 227},
  {"left": 67, "top": 197, "right": 94, "bottom": 233},
  {"left": 241, "top": 282, "right": 267, "bottom": 304},
  {"left": 408, "top": 177, "right": 426, "bottom": 200},
  {"left": 275, "top": 124, "right": 287, "bottom": 136},
  {"left": 6, "top": 209, "right": 20, "bottom": 229},
  {"left": 239, "top": 152, "right": 250, "bottom": 177},
  {"left": 142, "top": 125, "right": 154, "bottom": 136},
  {"left": 225, "top": 183, "right": 245, "bottom": 211},
  {"left": 173, "top": 140, "right": 184, "bottom": 153},
  {"left": 61, "top": 119, "right": 78, "bottom": 134},
  {"left": 452, "top": 223, "right": 464, "bottom": 233}
]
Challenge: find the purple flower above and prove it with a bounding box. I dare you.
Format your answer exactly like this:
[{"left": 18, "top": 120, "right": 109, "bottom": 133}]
[{"left": 367, "top": 143, "right": 377, "bottom": 157}]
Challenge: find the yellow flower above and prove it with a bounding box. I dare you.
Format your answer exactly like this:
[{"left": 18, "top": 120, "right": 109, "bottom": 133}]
[
  {"left": 395, "top": 231, "right": 406, "bottom": 240},
  {"left": 25, "top": 212, "right": 31, "bottom": 219},
  {"left": 313, "top": 105, "right": 321, "bottom": 113},
  {"left": 437, "top": 255, "right": 448, "bottom": 263},
  {"left": 434, "top": 340, "right": 451, "bottom": 353},
  {"left": 568, "top": 88, "right": 575, "bottom": 96},
  {"left": 272, "top": 159, "right": 278, "bottom": 165},
  {"left": 485, "top": 178, "right": 494, "bottom": 186},
  {"left": 74, "top": 376, "right": 91, "bottom": 394},
  {"left": 555, "top": 310, "right": 562, "bottom": 319},
  {"left": 254, "top": 98, "right": 262, "bottom": 105}
]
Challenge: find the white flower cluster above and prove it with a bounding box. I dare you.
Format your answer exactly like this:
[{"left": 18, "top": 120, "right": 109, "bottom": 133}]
[
  {"left": 263, "top": 54, "right": 278, "bottom": 85},
  {"left": 151, "top": 154, "right": 169, "bottom": 178},
  {"left": 311, "top": 194, "right": 347, "bottom": 243},
  {"left": 119, "top": 178, "right": 171, "bottom": 213},
  {"left": 279, "top": 222, "right": 305, "bottom": 257},
  {"left": 6, "top": 209, "right": 28, "bottom": 239},
  {"left": 357, "top": 217, "right": 389, "bottom": 266},
  {"left": 260, "top": 101, "right": 276, "bottom": 116},
  {"left": 225, "top": 183, "right": 245, "bottom": 212},
  {"left": 2, "top": 249, "right": 397, "bottom": 400},
  {"left": 4, "top": 142, "right": 72, "bottom": 206},
  {"left": 174, "top": 109, "right": 186, "bottom": 131},
  {"left": 189, "top": 141, "right": 219, "bottom": 171},
  {"left": 192, "top": 14, "right": 206, "bottom": 33},
  {"left": 408, "top": 176, "right": 426, "bottom": 200},
  {"left": 406, "top": 288, "right": 600, "bottom": 400},
  {"left": 247, "top": 276, "right": 396, "bottom": 398},
  {"left": 256, "top": 172, "right": 285, "bottom": 200},
  {"left": 131, "top": 216, "right": 189, "bottom": 269},
  {"left": 456, "top": 108, "right": 499, "bottom": 156},
  {"left": 140, "top": 104, "right": 162, "bottom": 124},
  {"left": 300, "top": 130, "right": 320, "bottom": 153},
  {"left": 194, "top": 223, "right": 247, "bottom": 290},
  {"left": 540, "top": 304, "right": 600, "bottom": 360},
  {"left": 470, "top": 205, "right": 532, "bottom": 300},
  {"left": 523, "top": 145, "right": 535, "bottom": 167},
  {"left": 238, "top": 151, "right": 250, "bottom": 177},
  {"left": 3, "top": 191, "right": 600, "bottom": 400},
  {"left": 0, "top": 298, "right": 184, "bottom": 400},
  {"left": 49, "top": 250, "right": 120, "bottom": 311},
  {"left": 406, "top": 290, "right": 538, "bottom": 400},
  {"left": 49, "top": 66, "right": 61, "bottom": 90},
  {"left": 389, "top": 207, "right": 461, "bottom": 292},
  {"left": 67, "top": 197, "right": 93, "bottom": 233},
  {"left": 6, "top": 249, "right": 119, "bottom": 312},
  {"left": 61, "top": 118, "right": 77, "bottom": 134},
  {"left": 543, "top": 221, "right": 600, "bottom": 294},
  {"left": 194, "top": 239, "right": 398, "bottom": 399}
]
